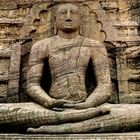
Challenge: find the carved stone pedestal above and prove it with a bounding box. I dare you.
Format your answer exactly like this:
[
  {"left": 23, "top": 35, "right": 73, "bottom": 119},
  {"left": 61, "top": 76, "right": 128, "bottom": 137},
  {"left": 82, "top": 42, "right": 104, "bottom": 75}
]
[{"left": 0, "top": 133, "right": 140, "bottom": 140}]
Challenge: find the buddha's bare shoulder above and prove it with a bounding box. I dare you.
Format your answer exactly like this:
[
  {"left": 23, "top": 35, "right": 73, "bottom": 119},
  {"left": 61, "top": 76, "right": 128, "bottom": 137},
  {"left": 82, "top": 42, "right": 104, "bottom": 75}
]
[
  {"left": 83, "top": 37, "right": 104, "bottom": 47},
  {"left": 31, "top": 36, "right": 56, "bottom": 52}
]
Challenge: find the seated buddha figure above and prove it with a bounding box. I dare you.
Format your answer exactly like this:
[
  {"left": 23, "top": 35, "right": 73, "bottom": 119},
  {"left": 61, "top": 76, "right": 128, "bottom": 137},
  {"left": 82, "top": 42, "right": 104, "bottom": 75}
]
[
  {"left": 27, "top": 3, "right": 112, "bottom": 111},
  {"left": 0, "top": 3, "right": 140, "bottom": 133}
]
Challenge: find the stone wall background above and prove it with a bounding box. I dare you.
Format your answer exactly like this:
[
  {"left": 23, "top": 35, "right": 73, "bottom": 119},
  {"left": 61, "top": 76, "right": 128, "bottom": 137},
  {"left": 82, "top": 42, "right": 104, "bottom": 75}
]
[{"left": 0, "top": 0, "right": 139, "bottom": 104}]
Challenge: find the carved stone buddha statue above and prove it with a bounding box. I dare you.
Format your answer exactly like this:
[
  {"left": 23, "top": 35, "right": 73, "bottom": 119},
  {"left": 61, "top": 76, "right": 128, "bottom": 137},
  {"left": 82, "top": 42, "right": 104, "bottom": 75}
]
[
  {"left": 27, "top": 3, "right": 112, "bottom": 111},
  {"left": 0, "top": 3, "right": 140, "bottom": 133}
]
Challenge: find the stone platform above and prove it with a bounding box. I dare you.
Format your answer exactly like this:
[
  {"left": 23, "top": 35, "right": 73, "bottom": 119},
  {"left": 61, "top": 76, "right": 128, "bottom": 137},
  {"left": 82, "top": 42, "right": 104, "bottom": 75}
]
[{"left": 0, "top": 133, "right": 140, "bottom": 140}]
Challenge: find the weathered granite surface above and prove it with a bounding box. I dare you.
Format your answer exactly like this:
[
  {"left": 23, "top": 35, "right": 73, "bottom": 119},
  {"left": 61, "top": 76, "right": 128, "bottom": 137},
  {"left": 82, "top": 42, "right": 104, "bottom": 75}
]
[
  {"left": 0, "top": 0, "right": 139, "bottom": 104},
  {"left": 0, "top": 0, "right": 140, "bottom": 137},
  {"left": 0, "top": 0, "right": 139, "bottom": 103},
  {"left": 0, "top": 133, "right": 140, "bottom": 140}
]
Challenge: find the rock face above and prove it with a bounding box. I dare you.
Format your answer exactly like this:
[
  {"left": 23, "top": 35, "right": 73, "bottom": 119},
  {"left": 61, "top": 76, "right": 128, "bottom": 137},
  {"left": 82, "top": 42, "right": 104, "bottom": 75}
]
[
  {"left": 0, "top": 0, "right": 139, "bottom": 104},
  {"left": 0, "top": 0, "right": 139, "bottom": 134}
]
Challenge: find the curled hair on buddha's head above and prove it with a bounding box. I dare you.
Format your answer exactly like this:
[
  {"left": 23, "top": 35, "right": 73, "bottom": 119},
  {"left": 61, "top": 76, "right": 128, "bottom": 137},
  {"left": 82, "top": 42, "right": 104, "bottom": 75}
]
[{"left": 55, "top": 3, "right": 80, "bottom": 15}]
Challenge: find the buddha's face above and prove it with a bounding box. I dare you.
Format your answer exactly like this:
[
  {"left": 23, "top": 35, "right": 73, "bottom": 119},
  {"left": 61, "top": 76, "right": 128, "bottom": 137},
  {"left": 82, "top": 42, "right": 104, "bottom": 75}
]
[{"left": 56, "top": 4, "right": 81, "bottom": 33}]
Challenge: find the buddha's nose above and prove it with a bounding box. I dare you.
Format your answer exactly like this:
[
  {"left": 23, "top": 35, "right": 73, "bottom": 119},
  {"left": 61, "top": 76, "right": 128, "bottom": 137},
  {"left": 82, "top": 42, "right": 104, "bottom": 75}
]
[{"left": 66, "top": 10, "right": 71, "bottom": 19}]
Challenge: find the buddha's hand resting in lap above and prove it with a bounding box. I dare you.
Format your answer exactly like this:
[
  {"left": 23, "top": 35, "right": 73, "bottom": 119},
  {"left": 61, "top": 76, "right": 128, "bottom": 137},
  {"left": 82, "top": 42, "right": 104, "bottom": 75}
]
[
  {"left": 63, "top": 100, "right": 95, "bottom": 109},
  {"left": 63, "top": 101, "right": 111, "bottom": 115},
  {"left": 44, "top": 99, "right": 80, "bottom": 109}
]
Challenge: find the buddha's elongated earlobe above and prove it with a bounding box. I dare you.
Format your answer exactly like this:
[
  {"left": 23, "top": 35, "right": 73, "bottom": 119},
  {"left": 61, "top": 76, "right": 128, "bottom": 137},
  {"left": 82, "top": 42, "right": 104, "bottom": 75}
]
[
  {"left": 54, "top": 20, "right": 58, "bottom": 35},
  {"left": 79, "top": 21, "right": 82, "bottom": 36},
  {"left": 79, "top": 7, "right": 83, "bottom": 36}
]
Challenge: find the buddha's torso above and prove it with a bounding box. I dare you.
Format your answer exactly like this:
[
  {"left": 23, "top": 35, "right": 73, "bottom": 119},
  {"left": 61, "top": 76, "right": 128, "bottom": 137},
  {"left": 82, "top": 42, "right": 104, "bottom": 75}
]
[{"left": 46, "top": 36, "right": 92, "bottom": 102}]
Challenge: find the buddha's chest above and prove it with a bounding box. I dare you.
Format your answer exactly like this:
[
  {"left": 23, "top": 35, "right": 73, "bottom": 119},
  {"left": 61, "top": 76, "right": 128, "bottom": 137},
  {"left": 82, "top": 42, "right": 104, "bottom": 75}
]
[{"left": 48, "top": 45, "right": 90, "bottom": 70}]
